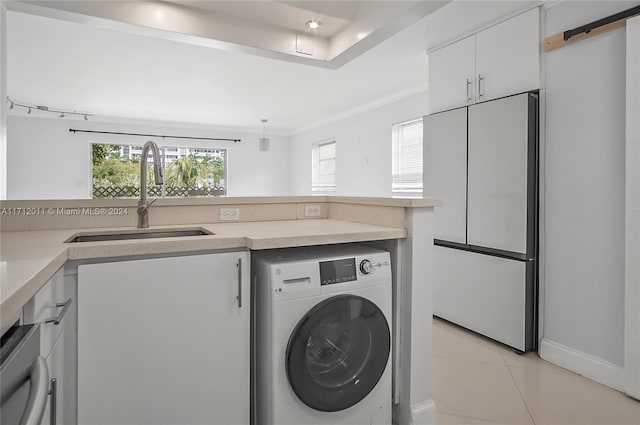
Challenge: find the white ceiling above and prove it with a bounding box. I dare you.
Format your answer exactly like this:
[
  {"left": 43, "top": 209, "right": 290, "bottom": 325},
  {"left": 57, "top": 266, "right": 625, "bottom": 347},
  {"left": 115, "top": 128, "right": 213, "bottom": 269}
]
[{"left": 6, "top": 1, "right": 540, "bottom": 135}]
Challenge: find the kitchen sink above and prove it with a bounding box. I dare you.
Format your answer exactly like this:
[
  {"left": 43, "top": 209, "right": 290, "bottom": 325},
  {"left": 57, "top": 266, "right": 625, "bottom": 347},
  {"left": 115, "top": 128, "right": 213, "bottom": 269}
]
[{"left": 65, "top": 227, "right": 214, "bottom": 243}]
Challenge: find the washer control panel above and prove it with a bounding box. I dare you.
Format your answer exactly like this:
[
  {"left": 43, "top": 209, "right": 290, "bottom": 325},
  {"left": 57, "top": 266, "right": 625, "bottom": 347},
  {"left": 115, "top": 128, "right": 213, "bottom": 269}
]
[{"left": 319, "top": 253, "right": 390, "bottom": 286}]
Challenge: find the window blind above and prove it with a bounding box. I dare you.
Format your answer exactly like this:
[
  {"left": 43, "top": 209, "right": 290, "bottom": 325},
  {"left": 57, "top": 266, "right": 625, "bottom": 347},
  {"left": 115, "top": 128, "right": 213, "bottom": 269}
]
[
  {"left": 312, "top": 140, "right": 336, "bottom": 192},
  {"left": 392, "top": 119, "right": 423, "bottom": 193}
]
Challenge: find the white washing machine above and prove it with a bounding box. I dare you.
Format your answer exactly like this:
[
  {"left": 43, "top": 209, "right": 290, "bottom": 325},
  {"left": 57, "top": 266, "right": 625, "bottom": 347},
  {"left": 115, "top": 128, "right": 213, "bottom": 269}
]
[{"left": 252, "top": 245, "right": 392, "bottom": 425}]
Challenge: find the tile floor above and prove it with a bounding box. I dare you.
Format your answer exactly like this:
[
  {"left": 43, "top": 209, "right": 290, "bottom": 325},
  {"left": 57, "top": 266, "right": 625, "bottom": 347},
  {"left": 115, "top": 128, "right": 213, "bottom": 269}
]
[{"left": 432, "top": 318, "right": 640, "bottom": 424}]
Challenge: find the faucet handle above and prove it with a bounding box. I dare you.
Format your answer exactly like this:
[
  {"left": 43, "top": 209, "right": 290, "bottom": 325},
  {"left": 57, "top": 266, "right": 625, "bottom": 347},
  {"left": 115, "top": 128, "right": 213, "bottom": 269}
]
[
  {"left": 146, "top": 197, "right": 159, "bottom": 208},
  {"left": 137, "top": 197, "right": 158, "bottom": 214}
]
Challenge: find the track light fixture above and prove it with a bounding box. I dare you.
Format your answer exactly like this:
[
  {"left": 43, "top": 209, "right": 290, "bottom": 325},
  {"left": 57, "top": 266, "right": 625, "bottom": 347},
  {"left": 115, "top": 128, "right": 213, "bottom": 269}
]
[{"left": 6, "top": 96, "right": 92, "bottom": 120}]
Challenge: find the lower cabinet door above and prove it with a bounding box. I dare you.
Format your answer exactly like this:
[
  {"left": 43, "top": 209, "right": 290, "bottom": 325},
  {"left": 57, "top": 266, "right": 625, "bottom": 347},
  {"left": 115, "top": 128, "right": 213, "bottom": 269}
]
[
  {"left": 77, "top": 252, "right": 250, "bottom": 425},
  {"left": 42, "top": 329, "right": 65, "bottom": 425}
]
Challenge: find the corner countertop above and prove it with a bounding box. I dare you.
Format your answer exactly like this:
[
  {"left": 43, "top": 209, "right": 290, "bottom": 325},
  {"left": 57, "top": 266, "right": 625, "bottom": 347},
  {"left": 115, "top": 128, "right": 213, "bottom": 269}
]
[{"left": 0, "top": 219, "right": 406, "bottom": 328}]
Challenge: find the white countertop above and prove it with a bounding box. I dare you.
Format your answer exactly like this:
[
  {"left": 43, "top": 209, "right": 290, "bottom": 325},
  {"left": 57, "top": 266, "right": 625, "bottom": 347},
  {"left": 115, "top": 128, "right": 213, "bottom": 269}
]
[{"left": 0, "top": 219, "right": 406, "bottom": 328}]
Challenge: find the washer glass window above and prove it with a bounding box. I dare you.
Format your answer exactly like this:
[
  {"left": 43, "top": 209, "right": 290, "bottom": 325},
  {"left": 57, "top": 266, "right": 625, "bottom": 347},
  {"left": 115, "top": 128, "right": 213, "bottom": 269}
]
[{"left": 285, "top": 295, "right": 390, "bottom": 412}]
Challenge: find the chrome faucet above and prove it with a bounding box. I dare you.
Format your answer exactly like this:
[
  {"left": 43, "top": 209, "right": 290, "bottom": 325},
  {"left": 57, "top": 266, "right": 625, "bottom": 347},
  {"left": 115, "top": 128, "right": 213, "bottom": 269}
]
[{"left": 137, "top": 140, "right": 164, "bottom": 228}]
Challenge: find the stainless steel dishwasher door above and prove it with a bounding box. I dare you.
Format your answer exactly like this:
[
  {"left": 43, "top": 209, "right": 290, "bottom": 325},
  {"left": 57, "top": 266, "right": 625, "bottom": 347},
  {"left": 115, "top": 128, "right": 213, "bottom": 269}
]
[{"left": 1, "top": 324, "right": 49, "bottom": 425}]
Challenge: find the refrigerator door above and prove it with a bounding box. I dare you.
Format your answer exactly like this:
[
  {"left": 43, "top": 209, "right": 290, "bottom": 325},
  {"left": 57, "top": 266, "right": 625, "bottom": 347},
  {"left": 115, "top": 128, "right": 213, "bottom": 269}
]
[
  {"left": 433, "top": 246, "right": 534, "bottom": 351},
  {"left": 423, "top": 107, "right": 468, "bottom": 244},
  {"left": 467, "top": 93, "right": 535, "bottom": 255}
]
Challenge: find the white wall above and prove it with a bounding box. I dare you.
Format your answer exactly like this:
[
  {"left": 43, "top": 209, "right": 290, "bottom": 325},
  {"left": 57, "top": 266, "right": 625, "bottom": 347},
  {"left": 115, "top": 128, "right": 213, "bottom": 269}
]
[
  {"left": 0, "top": 4, "right": 7, "bottom": 200},
  {"left": 290, "top": 92, "right": 428, "bottom": 197},
  {"left": 7, "top": 115, "right": 291, "bottom": 199},
  {"left": 543, "top": 1, "right": 637, "bottom": 367}
]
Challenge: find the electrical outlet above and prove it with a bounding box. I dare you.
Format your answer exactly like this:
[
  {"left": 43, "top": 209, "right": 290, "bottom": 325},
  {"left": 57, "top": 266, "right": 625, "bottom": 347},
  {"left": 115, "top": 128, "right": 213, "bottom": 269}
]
[
  {"left": 219, "top": 207, "right": 240, "bottom": 221},
  {"left": 304, "top": 205, "right": 322, "bottom": 217}
]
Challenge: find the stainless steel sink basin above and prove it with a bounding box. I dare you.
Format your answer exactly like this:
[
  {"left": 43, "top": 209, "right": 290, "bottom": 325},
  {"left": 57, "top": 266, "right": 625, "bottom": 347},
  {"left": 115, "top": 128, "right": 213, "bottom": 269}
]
[{"left": 65, "top": 227, "right": 214, "bottom": 243}]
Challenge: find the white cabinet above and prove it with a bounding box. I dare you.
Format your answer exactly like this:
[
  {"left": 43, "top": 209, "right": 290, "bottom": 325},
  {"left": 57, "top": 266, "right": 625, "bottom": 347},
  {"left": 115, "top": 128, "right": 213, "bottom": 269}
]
[
  {"left": 428, "top": 36, "right": 476, "bottom": 112},
  {"left": 30, "top": 269, "right": 68, "bottom": 357},
  {"left": 475, "top": 8, "right": 541, "bottom": 103},
  {"left": 77, "top": 251, "right": 251, "bottom": 425},
  {"left": 23, "top": 267, "right": 76, "bottom": 425},
  {"left": 428, "top": 7, "right": 540, "bottom": 113}
]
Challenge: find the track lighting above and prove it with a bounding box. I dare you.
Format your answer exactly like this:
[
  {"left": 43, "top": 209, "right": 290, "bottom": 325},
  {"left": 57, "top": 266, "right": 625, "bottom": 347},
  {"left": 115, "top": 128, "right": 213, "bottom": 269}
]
[{"left": 6, "top": 96, "right": 92, "bottom": 120}]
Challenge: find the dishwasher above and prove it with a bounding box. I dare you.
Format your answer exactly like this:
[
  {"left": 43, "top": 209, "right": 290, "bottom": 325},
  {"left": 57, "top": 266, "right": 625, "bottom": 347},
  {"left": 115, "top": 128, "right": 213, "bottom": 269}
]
[{"left": 0, "top": 323, "right": 49, "bottom": 425}]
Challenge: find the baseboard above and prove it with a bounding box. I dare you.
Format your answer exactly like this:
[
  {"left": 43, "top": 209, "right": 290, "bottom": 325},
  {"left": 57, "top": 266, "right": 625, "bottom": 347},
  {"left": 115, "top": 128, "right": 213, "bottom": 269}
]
[
  {"left": 539, "top": 339, "right": 624, "bottom": 391},
  {"left": 411, "top": 399, "right": 435, "bottom": 425}
]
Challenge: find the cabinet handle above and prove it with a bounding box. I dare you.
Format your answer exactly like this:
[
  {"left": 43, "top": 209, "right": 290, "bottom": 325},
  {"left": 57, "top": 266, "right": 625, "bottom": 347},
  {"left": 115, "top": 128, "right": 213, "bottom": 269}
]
[
  {"left": 477, "top": 74, "right": 484, "bottom": 99},
  {"left": 237, "top": 258, "right": 242, "bottom": 308},
  {"left": 48, "top": 378, "right": 57, "bottom": 425},
  {"left": 466, "top": 78, "right": 472, "bottom": 102},
  {"left": 45, "top": 299, "right": 72, "bottom": 325}
]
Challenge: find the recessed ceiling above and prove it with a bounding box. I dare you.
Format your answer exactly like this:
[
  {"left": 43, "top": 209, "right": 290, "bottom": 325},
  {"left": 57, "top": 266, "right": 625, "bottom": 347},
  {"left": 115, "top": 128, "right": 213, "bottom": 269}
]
[
  {"left": 11, "top": 0, "right": 445, "bottom": 67},
  {"left": 164, "top": 1, "right": 354, "bottom": 37},
  {"left": 5, "top": 1, "right": 540, "bottom": 134}
]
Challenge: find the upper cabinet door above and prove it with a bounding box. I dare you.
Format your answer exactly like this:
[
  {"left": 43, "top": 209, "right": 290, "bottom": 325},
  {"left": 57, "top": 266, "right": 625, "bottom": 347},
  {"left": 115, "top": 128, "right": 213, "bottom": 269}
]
[
  {"left": 475, "top": 8, "right": 540, "bottom": 102},
  {"left": 424, "top": 107, "right": 468, "bottom": 244},
  {"left": 467, "top": 94, "right": 532, "bottom": 254},
  {"left": 428, "top": 36, "right": 476, "bottom": 114}
]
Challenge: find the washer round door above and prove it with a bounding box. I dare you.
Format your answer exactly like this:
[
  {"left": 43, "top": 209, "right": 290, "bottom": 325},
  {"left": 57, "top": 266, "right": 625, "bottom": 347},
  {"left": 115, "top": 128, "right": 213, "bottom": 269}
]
[{"left": 285, "top": 294, "right": 390, "bottom": 412}]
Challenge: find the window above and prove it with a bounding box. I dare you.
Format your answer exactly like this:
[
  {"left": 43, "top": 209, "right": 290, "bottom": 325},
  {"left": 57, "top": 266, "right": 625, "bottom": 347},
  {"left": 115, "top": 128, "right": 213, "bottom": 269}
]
[
  {"left": 91, "top": 143, "right": 227, "bottom": 198},
  {"left": 312, "top": 140, "right": 336, "bottom": 192},
  {"left": 392, "top": 118, "right": 423, "bottom": 194}
]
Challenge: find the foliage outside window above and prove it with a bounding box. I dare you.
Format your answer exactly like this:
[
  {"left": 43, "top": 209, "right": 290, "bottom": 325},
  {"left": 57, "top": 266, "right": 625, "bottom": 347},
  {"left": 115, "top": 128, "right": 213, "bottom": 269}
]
[
  {"left": 392, "top": 118, "right": 423, "bottom": 194},
  {"left": 312, "top": 140, "right": 336, "bottom": 192},
  {"left": 92, "top": 143, "right": 226, "bottom": 198}
]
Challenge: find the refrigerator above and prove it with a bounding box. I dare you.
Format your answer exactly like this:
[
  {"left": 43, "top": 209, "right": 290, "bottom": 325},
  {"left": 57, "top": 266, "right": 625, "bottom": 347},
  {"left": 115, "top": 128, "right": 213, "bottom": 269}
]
[{"left": 424, "top": 92, "right": 538, "bottom": 352}]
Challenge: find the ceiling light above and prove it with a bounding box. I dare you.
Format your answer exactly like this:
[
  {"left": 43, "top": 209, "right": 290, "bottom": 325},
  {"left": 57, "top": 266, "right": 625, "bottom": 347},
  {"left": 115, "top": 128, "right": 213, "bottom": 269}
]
[
  {"left": 258, "top": 119, "right": 270, "bottom": 152},
  {"left": 305, "top": 20, "right": 321, "bottom": 30}
]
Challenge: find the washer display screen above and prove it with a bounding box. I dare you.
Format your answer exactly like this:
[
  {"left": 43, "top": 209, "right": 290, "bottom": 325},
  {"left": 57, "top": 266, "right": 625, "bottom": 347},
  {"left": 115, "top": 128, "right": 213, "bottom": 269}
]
[{"left": 319, "top": 258, "right": 356, "bottom": 285}]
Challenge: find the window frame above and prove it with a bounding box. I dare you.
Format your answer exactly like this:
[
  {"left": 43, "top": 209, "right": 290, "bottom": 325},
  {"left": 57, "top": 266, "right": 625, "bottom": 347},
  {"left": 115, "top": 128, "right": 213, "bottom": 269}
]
[
  {"left": 391, "top": 118, "right": 423, "bottom": 195},
  {"left": 90, "top": 142, "right": 228, "bottom": 198},
  {"left": 311, "top": 139, "right": 336, "bottom": 193}
]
